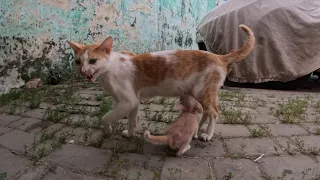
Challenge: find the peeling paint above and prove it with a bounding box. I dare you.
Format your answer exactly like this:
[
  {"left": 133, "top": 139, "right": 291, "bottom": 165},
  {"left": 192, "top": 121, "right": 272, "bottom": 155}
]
[{"left": 0, "top": 0, "right": 216, "bottom": 91}]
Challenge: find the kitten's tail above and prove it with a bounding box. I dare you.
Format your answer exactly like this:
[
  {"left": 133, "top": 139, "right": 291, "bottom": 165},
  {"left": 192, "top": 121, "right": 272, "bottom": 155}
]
[
  {"left": 218, "top": 24, "right": 255, "bottom": 64},
  {"left": 144, "top": 130, "right": 169, "bottom": 145}
]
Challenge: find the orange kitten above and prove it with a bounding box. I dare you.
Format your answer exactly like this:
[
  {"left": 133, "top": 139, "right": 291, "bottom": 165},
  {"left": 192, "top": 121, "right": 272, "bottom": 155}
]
[
  {"left": 144, "top": 95, "right": 202, "bottom": 157},
  {"left": 67, "top": 24, "right": 255, "bottom": 141}
]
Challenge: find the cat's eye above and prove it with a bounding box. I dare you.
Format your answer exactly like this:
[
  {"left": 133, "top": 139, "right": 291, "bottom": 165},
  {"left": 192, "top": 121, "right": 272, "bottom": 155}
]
[
  {"left": 75, "top": 59, "right": 81, "bottom": 65},
  {"left": 89, "top": 59, "right": 97, "bottom": 64}
]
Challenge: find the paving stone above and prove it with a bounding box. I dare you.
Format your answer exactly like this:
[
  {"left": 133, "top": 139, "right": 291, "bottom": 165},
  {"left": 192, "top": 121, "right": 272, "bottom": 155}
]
[
  {"left": 290, "top": 135, "right": 320, "bottom": 150},
  {"left": 28, "top": 140, "right": 56, "bottom": 159},
  {"left": 139, "top": 104, "right": 168, "bottom": 112},
  {"left": 45, "top": 123, "right": 65, "bottom": 134},
  {"left": 105, "top": 153, "right": 163, "bottom": 180},
  {"left": 39, "top": 102, "right": 57, "bottom": 109},
  {"left": 225, "top": 138, "right": 284, "bottom": 157},
  {"left": 43, "top": 166, "right": 105, "bottom": 180},
  {"left": 143, "top": 143, "right": 169, "bottom": 155},
  {"left": 118, "top": 119, "right": 167, "bottom": 135},
  {"left": 0, "top": 113, "right": 22, "bottom": 126},
  {"left": 252, "top": 114, "right": 279, "bottom": 124},
  {"left": 267, "top": 124, "right": 309, "bottom": 136},
  {"left": 160, "top": 157, "right": 211, "bottom": 180},
  {"left": 214, "top": 124, "right": 251, "bottom": 137},
  {"left": 23, "top": 109, "right": 46, "bottom": 119},
  {"left": 0, "top": 127, "right": 11, "bottom": 135},
  {"left": 305, "top": 114, "right": 319, "bottom": 123},
  {"left": 61, "top": 114, "right": 100, "bottom": 128},
  {"left": 78, "top": 89, "right": 103, "bottom": 95},
  {"left": 273, "top": 137, "right": 300, "bottom": 155},
  {"left": 301, "top": 123, "right": 320, "bottom": 134},
  {"left": 17, "top": 165, "right": 48, "bottom": 180},
  {"left": 213, "top": 158, "right": 263, "bottom": 180},
  {"left": 0, "top": 148, "right": 31, "bottom": 179},
  {"left": 46, "top": 144, "right": 112, "bottom": 173},
  {"left": 53, "top": 126, "right": 74, "bottom": 140},
  {"left": 78, "top": 93, "right": 96, "bottom": 100},
  {"left": 184, "top": 139, "right": 225, "bottom": 157},
  {"left": 78, "top": 100, "right": 102, "bottom": 106},
  {"left": 8, "top": 117, "right": 42, "bottom": 131},
  {"left": 68, "top": 127, "right": 89, "bottom": 144},
  {"left": 0, "top": 105, "right": 30, "bottom": 115},
  {"left": 0, "top": 130, "right": 35, "bottom": 153},
  {"left": 137, "top": 111, "right": 179, "bottom": 123},
  {"left": 259, "top": 155, "right": 320, "bottom": 179}
]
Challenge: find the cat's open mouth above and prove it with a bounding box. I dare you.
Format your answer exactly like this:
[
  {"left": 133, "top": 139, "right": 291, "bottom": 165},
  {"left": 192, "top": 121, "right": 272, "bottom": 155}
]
[{"left": 86, "top": 71, "right": 98, "bottom": 82}]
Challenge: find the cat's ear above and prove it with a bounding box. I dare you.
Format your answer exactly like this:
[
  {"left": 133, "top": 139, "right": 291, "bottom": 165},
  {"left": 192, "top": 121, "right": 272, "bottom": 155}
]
[
  {"left": 67, "top": 41, "right": 84, "bottom": 54},
  {"left": 174, "top": 104, "right": 185, "bottom": 111},
  {"left": 98, "top": 36, "right": 113, "bottom": 54}
]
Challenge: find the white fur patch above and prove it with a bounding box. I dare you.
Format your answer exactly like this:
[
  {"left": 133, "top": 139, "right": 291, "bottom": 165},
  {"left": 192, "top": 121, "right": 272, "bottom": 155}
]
[{"left": 150, "top": 50, "right": 176, "bottom": 63}]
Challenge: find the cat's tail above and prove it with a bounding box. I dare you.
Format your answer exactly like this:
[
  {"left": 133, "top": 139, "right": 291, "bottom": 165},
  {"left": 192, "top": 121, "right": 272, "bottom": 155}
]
[
  {"left": 218, "top": 24, "right": 255, "bottom": 64},
  {"left": 144, "top": 130, "right": 169, "bottom": 145}
]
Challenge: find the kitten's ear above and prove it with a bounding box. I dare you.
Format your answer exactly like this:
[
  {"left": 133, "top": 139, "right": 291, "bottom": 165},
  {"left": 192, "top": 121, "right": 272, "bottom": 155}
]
[
  {"left": 67, "top": 41, "right": 84, "bottom": 54},
  {"left": 98, "top": 36, "right": 113, "bottom": 54},
  {"left": 174, "top": 104, "right": 185, "bottom": 111}
]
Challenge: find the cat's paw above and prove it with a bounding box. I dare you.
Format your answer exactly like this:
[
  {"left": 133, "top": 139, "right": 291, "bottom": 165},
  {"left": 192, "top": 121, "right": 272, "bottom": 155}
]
[
  {"left": 193, "top": 134, "right": 198, "bottom": 139},
  {"left": 121, "top": 130, "right": 133, "bottom": 138},
  {"left": 200, "top": 133, "right": 211, "bottom": 142},
  {"left": 200, "top": 125, "right": 208, "bottom": 133},
  {"left": 105, "top": 125, "right": 113, "bottom": 134}
]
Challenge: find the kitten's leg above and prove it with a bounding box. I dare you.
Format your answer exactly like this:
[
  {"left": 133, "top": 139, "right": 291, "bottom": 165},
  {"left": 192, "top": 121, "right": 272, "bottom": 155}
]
[
  {"left": 102, "top": 100, "right": 138, "bottom": 135},
  {"left": 122, "top": 105, "right": 139, "bottom": 138},
  {"left": 176, "top": 144, "right": 191, "bottom": 157}
]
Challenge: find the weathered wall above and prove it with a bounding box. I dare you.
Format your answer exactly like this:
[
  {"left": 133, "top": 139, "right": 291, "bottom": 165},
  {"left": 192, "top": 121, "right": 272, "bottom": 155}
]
[{"left": 0, "top": 0, "right": 215, "bottom": 92}]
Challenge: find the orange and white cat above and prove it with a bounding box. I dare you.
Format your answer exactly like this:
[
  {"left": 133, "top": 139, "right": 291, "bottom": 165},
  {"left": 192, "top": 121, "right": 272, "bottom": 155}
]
[
  {"left": 67, "top": 24, "right": 255, "bottom": 141},
  {"left": 144, "top": 94, "right": 202, "bottom": 156}
]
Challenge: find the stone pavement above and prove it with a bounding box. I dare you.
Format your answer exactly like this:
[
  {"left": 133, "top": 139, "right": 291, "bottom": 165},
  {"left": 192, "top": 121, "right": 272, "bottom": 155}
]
[{"left": 0, "top": 83, "right": 320, "bottom": 180}]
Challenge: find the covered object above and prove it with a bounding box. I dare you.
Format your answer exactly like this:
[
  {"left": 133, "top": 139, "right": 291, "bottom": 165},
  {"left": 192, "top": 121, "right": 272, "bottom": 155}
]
[{"left": 196, "top": 0, "right": 320, "bottom": 83}]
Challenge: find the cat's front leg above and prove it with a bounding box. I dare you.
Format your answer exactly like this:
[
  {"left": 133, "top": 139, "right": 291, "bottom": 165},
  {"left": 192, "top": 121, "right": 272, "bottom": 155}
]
[
  {"left": 122, "top": 105, "right": 139, "bottom": 138},
  {"left": 102, "top": 100, "right": 138, "bottom": 136}
]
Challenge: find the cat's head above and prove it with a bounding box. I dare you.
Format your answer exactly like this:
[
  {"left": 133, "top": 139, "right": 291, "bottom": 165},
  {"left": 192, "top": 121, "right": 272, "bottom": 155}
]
[{"left": 67, "top": 37, "right": 114, "bottom": 82}]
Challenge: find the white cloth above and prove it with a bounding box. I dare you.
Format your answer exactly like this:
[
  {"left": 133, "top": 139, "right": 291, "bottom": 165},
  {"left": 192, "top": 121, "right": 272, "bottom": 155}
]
[{"left": 197, "top": 0, "right": 320, "bottom": 83}]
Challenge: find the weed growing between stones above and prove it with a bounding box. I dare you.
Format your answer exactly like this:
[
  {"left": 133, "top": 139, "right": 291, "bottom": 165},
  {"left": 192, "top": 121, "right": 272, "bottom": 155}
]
[
  {"left": 167, "top": 167, "right": 182, "bottom": 180},
  {"left": 250, "top": 125, "right": 271, "bottom": 138},
  {"left": 223, "top": 172, "right": 233, "bottom": 180},
  {"left": 220, "top": 106, "right": 252, "bottom": 125},
  {"left": 270, "top": 97, "right": 308, "bottom": 124},
  {"left": 0, "top": 172, "right": 6, "bottom": 180},
  {"left": 293, "top": 138, "right": 320, "bottom": 155},
  {"left": 314, "top": 128, "right": 320, "bottom": 135}
]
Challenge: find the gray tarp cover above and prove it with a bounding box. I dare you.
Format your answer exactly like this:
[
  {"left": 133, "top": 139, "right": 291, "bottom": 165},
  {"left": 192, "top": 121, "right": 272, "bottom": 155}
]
[{"left": 196, "top": 0, "right": 320, "bottom": 83}]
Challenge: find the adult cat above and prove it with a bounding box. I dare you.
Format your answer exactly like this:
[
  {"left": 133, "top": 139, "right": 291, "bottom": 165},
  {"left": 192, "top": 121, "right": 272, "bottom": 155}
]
[{"left": 67, "top": 24, "right": 255, "bottom": 141}]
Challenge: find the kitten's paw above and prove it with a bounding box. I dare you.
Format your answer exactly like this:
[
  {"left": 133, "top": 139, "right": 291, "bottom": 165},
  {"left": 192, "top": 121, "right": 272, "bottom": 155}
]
[
  {"left": 121, "top": 130, "right": 133, "bottom": 138},
  {"left": 200, "top": 133, "right": 210, "bottom": 142},
  {"left": 105, "top": 125, "right": 113, "bottom": 134}
]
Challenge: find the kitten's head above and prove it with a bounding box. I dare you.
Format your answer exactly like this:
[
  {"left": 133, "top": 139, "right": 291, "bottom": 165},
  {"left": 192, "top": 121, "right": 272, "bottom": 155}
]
[{"left": 67, "top": 37, "right": 114, "bottom": 82}]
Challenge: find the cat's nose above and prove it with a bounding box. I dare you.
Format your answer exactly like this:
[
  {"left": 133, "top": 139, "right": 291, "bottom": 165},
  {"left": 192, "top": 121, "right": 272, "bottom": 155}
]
[{"left": 81, "top": 67, "right": 86, "bottom": 75}]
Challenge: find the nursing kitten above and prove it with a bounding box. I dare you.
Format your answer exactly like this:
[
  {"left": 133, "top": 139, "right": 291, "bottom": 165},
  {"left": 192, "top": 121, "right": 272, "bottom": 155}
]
[
  {"left": 67, "top": 24, "right": 255, "bottom": 141},
  {"left": 144, "top": 95, "right": 202, "bottom": 157}
]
